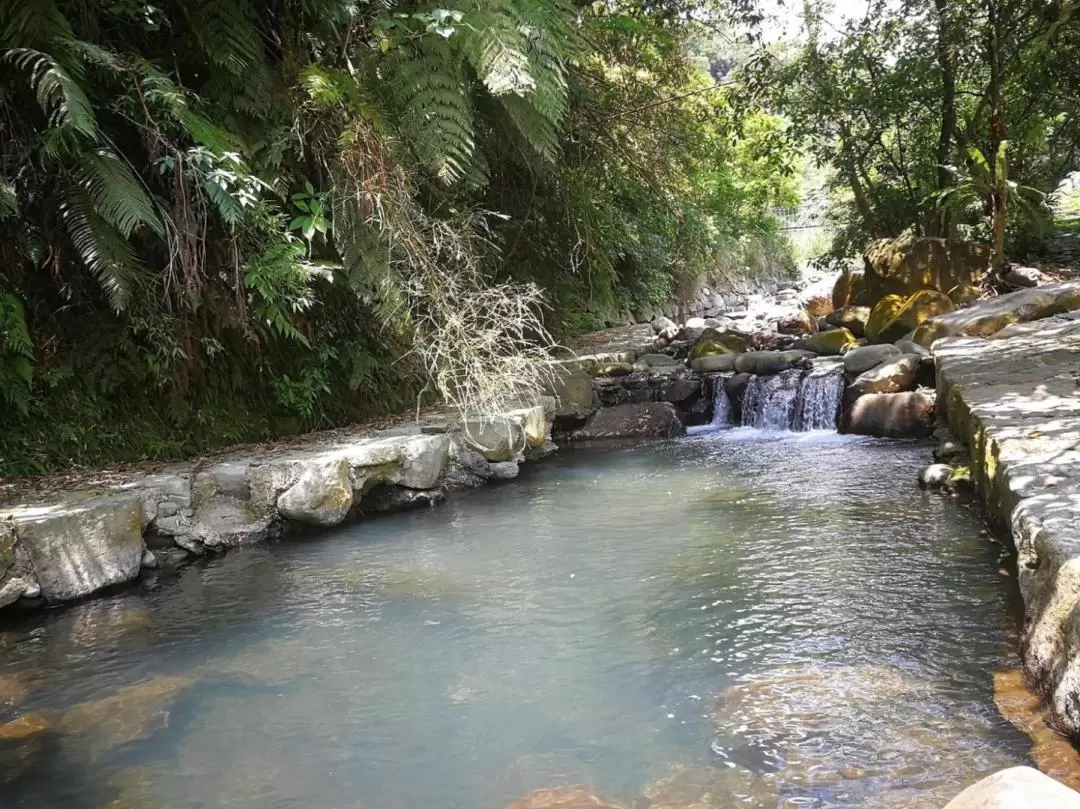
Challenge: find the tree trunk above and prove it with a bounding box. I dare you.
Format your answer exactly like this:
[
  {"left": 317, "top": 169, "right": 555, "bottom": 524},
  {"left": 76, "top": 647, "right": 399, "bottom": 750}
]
[
  {"left": 987, "top": 0, "right": 1007, "bottom": 271},
  {"left": 930, "top": 0, "right": 957, "bottom": 238}
]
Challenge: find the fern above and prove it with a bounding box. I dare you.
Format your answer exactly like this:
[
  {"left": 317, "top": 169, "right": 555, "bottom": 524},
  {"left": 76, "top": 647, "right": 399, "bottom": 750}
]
[
  {"left": 59, "top": 186, "right": 142, "bottom": 311},
  {"left": 383, "top": 43, "right": 478, "bottom": 184},
  {"left": 5, "top": 48, "right": 97, "bottom": 139},
  {"left": 183, "top": 0, "right": 266, "bottom": 77},
  {"left": 461, "top": 1, "right": 536, "bottom": 96},
  {"left": 75, "top": 148, "right": 166, "bottom": 238}
]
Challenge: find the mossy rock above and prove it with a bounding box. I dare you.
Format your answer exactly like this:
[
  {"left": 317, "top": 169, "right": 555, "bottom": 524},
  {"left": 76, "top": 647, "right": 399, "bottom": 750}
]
[
  {"left": 866, "top": 290, "right": 953, "bottom": 343},
  {"left": 689, "top": 340, "right": 732, "bottom": 361},
  {"left": 804, "top": 327, "right": 856, "bottom": 355},
  {"left": 697, "top": 327, "right": 747, "bottom": 353},
  {"left": 590, "top": 362, "right": 634, "bottom": 377}
]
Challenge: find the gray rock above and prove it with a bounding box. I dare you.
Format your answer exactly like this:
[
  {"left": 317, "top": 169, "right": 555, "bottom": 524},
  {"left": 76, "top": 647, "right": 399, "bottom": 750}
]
[
  {"left": 277, "top": 456, "right": 353, "bottom": 527},
  {"left": 918, "top": 463, "right": 953, "bottom": 489},
  {"left": 839, "top": 391, "right": 935, "bottom": 438},
  {"left": 141, "top": 549, "right": 159, "bottom": 569},
  {"left": 638, "top": 353, "right": 678, "bottom": 367},
  {"left": 690, "top": 353, "right": 737, "bottom": 373},
  {"left": 443, "top": 436, "right": 494, "bottom": 490},
  {"left": 843, "top": 344, "right": 902, "bottom": 375},
  {"left": 489, "top": 461, "right": 520, "bottom": 480},
  {"left": 848, "top": 355, "right": 919, "bottom": 395},
  {"left": 942, "top": 766, "right": 1080, "bottom": 809},
  {"left": 462, "top": 405, "right": 548, "bottom": 463},
  {"left": 1002, "top": 265, "right": 1046, "bottom": 288},
  {"left": 360, "top": 485, "right": 446, "bottom": 512},
  {"left": 894, "top": 339, "right": 930, "bottom": 357},
  {"left": 572, "top": 402, "right": 686, "bottom": 440},
  {"left": 156, "top": 501, "right": 179, "bottom": 519},
  {"left": 651, "top": 316, "right": 677, "bottom": 334},
  {"left": 12, "top": 494, "right": 145, "bottom": 602},
  {"left": 734, "top": 350, "right": 813, "bottom": 376}
]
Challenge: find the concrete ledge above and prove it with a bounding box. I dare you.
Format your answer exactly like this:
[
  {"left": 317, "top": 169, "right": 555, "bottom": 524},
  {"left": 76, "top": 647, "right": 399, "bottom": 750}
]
[{"left": 935, "top": 316, "right": 1080, "bottom": 736}]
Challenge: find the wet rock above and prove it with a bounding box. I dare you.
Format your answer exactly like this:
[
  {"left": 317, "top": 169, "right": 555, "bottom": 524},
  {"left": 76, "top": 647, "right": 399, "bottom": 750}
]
[
  {"left": 639, "top": 353, "right": 678, "bottom": 367},
  {"left": 12, "top": 493, "right": 145, "bottom": 603},
  {"left": 679, "top": 317, "right": 707, "bottom": 342},
  {"left": 734, "top": 350, "right": 812, "bottom": 376},
  {"left": 747, "top": 330, "right": 797, "bottom": 351},
  {"left": 59, "top": 675, "right": 195, "bottom": 760},
  {"left": 489, "top": 461, "right": 520, "bottom": 480},
  {"left": 504, "top": 785, "right": 626, "bottom": 809},
  {"left": 725, "top": 372, "right": 751, "bottom": 408},
  {"left": 572, "top": 402, "right": 685, "bottom": 440},
  {"left": 848, "top": 355, "right": 919, "bottom": 395},
  {"left": 919, "top": 463, "right": 954, "bottom": 489},
  {"left": 0, "top": 670, "right": 46, "bottom": 706},
  {"left": 933, "top": 427, "right": 967, "bottom": 464},
  {"left": 591, "top": 362, "right": 634, "bottom": 378},
  {"left": 461, "top": 407, "right": 547, "bottom": 463},
  {"left": 804, "top": 327, "right": 856, "bottom": 355},
  {"left": 277, "top": 456, "right": 353, "bottom": 527},
  {"left": 0, "top": 713, "right": 50, "bottom": 741},
  {"left": 443, "top": 437, "right": 495, "bottom": 490},
  {"left": 826, "top": 305, "right": 871, "bottom": 337},
  {"left": 359, "top": 484, "right": 446, "bottom": 512},
  {"left": 0, "top": 523, "right": 36, "bottom": 607},
  {"left": 839, "top": 391, "right": 935, "bottom": 438},
  {"left": 843, "top": 344, "right": 901, "bottom": 375},
  {"left": 651, "top": 316, "right": 677, "bottom": 334},
  {"left": 690, "top": 354, "right": 736, "bottom": 373},
  {"left": 942, "top": 766, "right": 1080, "bottom": 808},
  {"left": 993, "top": 668, "right": 1080, "bottom": 790}
]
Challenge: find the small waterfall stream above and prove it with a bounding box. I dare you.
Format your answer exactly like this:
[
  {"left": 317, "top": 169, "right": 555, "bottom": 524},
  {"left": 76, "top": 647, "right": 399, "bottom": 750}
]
[
  {"left": 739, "top": 361, "right": 844, "bottom": 432},
  {"left": 710, "top": 376, "right": 733, "bottom": 427}
]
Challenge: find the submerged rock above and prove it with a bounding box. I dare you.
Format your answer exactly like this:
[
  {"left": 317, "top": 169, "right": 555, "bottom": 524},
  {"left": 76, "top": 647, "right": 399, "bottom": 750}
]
[
  {"left": 572, "top": 402, "right": 686, "bottom": 440},
  {"left": 0, "top": 713, "right": 50, "bottom": 741},
  {"left": 504, "top": 785, "right": 626, "bottom": 809},
  {"left": 59, "top": 675, "right": 195, "bottom": 760}
]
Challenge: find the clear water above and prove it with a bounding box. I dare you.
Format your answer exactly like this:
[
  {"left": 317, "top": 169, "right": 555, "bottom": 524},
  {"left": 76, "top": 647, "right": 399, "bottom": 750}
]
[{"left": 0, "top": 431, "right": 1034, "bottom": 808}]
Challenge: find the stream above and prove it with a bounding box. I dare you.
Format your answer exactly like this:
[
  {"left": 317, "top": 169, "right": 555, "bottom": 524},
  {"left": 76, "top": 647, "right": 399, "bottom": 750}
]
[{"left": 0, "top": 429, "right": 1041, "bottom": 808}]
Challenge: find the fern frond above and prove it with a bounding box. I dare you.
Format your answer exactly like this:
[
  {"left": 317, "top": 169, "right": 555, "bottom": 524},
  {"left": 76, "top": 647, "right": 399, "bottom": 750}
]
[
  {"left": 5, "top": 48, "right": 97, "bottom": 139},
  {"left": 59, "top": 186, "right": 142, "bottom": 311},
  {"left": 500, "top": 93, "right": 560, "bottom": 162},
  {"left": 183, "top": 0, "right": 266, "bottom": 76},
  {"left": 74, "top": 147, "right": 166, "bottom": 238},
  {"left": 0, "top": 0, "right": 74, "bottom": 48},
  {"left": 383, "top": 44, "right": 477, "bottom": 184},
  {"left": 461, "top": 5, "right": 536, "bottom": 96}
]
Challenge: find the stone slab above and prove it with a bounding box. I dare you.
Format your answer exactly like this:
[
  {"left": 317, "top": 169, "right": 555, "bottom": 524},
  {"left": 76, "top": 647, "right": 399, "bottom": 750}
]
[
  {"left": 935, "top": 316, "right": 1080, "bottom": 736},
  {"left": 942, "top": 766, "right": 1080, "bottom": 808}
]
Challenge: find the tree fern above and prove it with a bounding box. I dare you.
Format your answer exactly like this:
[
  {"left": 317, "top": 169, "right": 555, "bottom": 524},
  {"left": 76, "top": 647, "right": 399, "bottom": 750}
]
[
  {"left": 383, "top": 43, "right": 478, "bottom": 185},
  {"left": 183, "top": 0, "right": 266, "bottom": 77},
  {"left": 461, "top": 0, "right": 536, "bottom": 97}
]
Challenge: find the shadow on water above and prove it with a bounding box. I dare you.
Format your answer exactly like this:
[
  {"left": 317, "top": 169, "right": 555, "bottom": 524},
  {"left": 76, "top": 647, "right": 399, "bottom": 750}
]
[{"left": 0, "top": 429, "right": 1076, "bottom": 808}]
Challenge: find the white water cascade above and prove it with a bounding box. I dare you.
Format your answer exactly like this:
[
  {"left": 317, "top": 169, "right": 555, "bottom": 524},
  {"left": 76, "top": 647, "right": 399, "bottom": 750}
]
[
  {"left": 710, "top": 376, "right": 734, "bottom": 427},
  {"left": 740, "top": 361, "right": 845, "bottom": 432}
]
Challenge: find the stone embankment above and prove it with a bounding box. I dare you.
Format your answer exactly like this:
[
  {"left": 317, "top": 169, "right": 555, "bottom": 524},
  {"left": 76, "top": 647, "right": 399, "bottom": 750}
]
[{"left": 0, "top": 404, "right": 554, "bottom": 608}]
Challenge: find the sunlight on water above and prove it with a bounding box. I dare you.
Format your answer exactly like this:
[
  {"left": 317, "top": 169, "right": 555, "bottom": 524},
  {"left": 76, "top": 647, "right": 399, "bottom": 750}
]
[{"left": 0, "top": 432, "right": 1060, "bottom": 808}]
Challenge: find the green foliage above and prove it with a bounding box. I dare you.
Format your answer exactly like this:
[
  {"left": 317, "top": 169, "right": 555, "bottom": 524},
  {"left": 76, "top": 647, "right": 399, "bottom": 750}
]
[{"left": 0, "top": 0, "right": 794, "bottom": 476}]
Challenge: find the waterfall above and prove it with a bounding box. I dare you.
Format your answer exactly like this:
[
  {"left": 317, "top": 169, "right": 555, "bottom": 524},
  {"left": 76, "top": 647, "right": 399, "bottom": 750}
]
[
  {"left": 711, "top": 376, "right": 733, "bottom": 426},
  {"left": 793, "top": 363, "right": 845, "bottom": 431},
  {"left": 740, "top": 362, "right": 844, "bottom": 432},
  {"left": 741, "top": 368, "right": 804, "bottom": 430}
]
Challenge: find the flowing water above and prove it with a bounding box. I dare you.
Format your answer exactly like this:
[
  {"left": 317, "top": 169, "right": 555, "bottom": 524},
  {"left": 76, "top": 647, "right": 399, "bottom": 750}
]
[
  {"left": 0, "top": 431, "right": 1041, "bottom": 808},
  {"left": 739, "top": 363, "right": 845, "bottom": 432}
]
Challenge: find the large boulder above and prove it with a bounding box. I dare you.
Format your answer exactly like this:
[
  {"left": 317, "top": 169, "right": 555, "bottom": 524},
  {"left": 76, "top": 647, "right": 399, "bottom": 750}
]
[
  {"left": 542, "top": 364, "right": 595, "bottom": 420},
  {"left": 825, "top": 305, "right": 871, "bottom": 338},
  {"left": 865, "top": 289, "right": 954, "bottom": 343},
  {"left": 11, "top": 494, "right": 145, "bottom": 602},
  {"left": 571, "top": 402, "right": 686, "bottom": 440},
  {"left": 804, "top": 327, "right": 856, "bottom": 355},
  {"left": 914, "top": 281, "right": 1080, "bottom": 346},
  {"left": 832, "top": 267, "right": 869, "bottom": 309},
  {"left": 848, "top": 355, "right": 920, "bottom": 395},
  {"left": 942, "top": 767, "right": 1080, "bottom": 809},
  {"left": 839, "top": 391, "right": 935, "bottom": 438},
  {"left": 0, "top": 522, "right": 36, "bottom": 606},
  {"left": 864, "top": 235, "right": 990, "bottom": 303},
  {"left": 277, "top": 456, "right": 353, "bottom": 527},
  {"left": 843, "top": 344, "right": 901, "bottom": 375}
]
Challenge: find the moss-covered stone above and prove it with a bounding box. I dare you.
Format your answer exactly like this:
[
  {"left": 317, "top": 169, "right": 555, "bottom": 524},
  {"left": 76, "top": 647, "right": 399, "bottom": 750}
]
[
  {"left": 863, "top": 235, "right": 989, "bottom": 303},
  {"left": 866, "top": 290, "right": 953, "bottom": 343},
  {"left": 804, "top": 327, "right": 856, "bottom": 355}
]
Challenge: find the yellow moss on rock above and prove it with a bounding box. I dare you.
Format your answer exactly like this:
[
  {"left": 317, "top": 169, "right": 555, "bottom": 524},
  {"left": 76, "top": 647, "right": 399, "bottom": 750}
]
[
  {"left": 804, "top": 327, "right": 856, "bottom": 355},
  {"left": 866, "top": 290, "right": 953, "bottom": 343}
]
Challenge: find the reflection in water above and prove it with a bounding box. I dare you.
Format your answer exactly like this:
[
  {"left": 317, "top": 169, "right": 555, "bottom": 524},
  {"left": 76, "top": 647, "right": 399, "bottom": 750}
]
[
  {"left": 0, "top": 430, "right": 1069, "bottom": 808},
  {"left": 994, "top": 667, "right": 1080, "bottom": 789}
]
